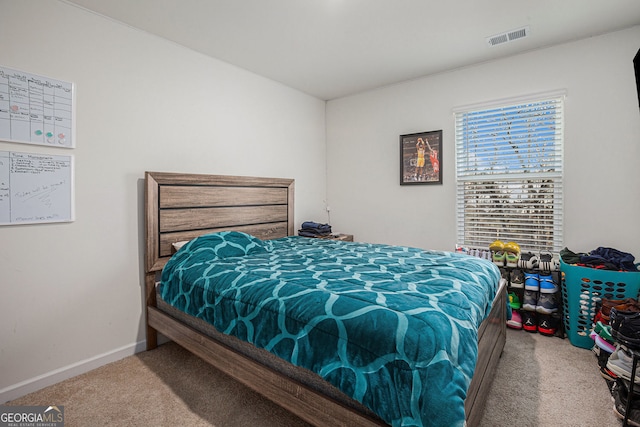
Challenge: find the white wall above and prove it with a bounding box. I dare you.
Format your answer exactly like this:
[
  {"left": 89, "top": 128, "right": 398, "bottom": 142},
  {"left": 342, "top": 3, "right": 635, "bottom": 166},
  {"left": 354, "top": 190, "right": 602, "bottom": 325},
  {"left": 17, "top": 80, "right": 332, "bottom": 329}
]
[
  {"left": 0, "top": 0, "right": 327, "bottom": 401},
  {"left": 2, "top": 0, "right": 639, "bottom": 404},
  {"left": 326, "top": 26, "right": 640, "bottom": 256}
]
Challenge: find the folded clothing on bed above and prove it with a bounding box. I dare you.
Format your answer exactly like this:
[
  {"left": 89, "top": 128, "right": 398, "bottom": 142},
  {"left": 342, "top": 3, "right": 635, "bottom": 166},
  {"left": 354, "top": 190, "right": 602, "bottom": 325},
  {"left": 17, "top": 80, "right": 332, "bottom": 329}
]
[{"left": 161, "top": 232, "right": 501, "bottom": 427}]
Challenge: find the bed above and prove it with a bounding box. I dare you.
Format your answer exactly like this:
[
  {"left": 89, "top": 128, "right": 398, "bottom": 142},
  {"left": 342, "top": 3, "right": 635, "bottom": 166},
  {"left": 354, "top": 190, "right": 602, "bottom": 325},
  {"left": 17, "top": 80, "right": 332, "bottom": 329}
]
[{"left": 144, "top": 171, "right": 506, "bottom": 427}]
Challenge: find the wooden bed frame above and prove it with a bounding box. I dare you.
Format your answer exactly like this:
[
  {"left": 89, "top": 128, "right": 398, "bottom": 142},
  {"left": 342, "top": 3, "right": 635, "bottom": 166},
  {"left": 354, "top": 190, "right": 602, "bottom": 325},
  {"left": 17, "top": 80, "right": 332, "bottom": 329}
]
[{"left": 144, "top": 171, "right": 506, "bottom": 427}]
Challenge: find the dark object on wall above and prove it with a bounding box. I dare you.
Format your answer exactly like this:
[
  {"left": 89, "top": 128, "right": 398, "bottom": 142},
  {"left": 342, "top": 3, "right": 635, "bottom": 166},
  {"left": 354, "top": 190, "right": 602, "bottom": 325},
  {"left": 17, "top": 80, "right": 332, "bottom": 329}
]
[
  {"left": 400, "top": 130, "right": 442, "bottom": 185},
  {"left": 635, "top": 48, "right": 640, "bottom": 110}
]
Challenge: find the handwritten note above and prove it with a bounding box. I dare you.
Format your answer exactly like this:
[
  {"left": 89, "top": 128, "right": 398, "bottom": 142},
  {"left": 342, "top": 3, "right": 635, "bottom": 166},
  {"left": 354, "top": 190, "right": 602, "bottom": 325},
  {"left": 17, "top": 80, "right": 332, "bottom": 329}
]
[{"left": 0, "top": 151, "right": 73, "bottom": 225}]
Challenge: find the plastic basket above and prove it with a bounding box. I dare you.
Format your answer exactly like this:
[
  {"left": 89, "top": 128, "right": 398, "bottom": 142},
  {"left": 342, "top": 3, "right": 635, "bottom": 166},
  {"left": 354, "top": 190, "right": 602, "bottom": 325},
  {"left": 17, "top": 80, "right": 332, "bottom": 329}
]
[{"left": 560, "top": 257, "right": 640, "bottom": 349}]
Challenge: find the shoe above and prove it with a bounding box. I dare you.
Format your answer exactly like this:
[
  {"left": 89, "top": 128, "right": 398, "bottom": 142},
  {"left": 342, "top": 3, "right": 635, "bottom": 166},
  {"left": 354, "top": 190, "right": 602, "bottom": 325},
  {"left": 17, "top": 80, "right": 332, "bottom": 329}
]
[
  {"left": 518, "top": 252, "right": 539, "bottom": 270},
  {"left": 524, "top": 271, "right": 540, "bottom": 291},
  {"left": 509, "top": 269, "right": 524, "bottom": 288},
  {"left": 618, "top": 378, "right": 640, "bottom": 400},
  {"left": 508, "top": 291, "right": 521, "bottom": 310},
  {"left": 537, "top": 314, "right": 558, "bottom": 336},
  {"left": 505, "top": 252, "right": 519, "bottom": 268},
  {"left": 522, "top": 290, "right": 538, "bottom": 311},
  {"left": 612, "top": 380, "right": 640, "bottom": 426},
  {"left": 607, "top": 348, "right": 640, "bottom": 383},
  {"left": 490, "top": 240, "right": 506, "bottom": 266},
  {"left": 538, "top": 252, "right": 560, "bottom": 272},
  {"left": 539, "top": 273, "right": 559, "bottom": 293},
  {"left": 503, "top": 241, "right": 520, "bottom": 254},
  {"left": 489, "top": 240, "right": 504, "bottom": 252},
  {"left": 536, "top": 293, "right": 558, "bottom": 314},
  {"left": 504, "top": 242, "right": 520, "bottom": 268},
  {"left": 590, "top": 331, "right": 616, "bottom": 353},
  {"left": 601, "top": 366, "right": 618, "bottom": 381},
  {"left": 595, "top": 344, "right": 615, "bottom": 371},
  {"left": 500, "top": 267, "right": 510, "bottom": 282},
  {"left": 492, "top": 251, "right": 505, "bottom": 267},
  {"left": 601, "top": 298, "right": 637, "bottom": 324},
  {"left": 522, "top": 311, "right": 537, "bottom": 332},
  {"left": 595, "top": 321, "right": 614, "bottom": 343},
  {"left": 507, "top": 310, "right": 523, "bottom": 329},
  {"left": 611, "top": 307, "right": 640, "bottom": 349}
]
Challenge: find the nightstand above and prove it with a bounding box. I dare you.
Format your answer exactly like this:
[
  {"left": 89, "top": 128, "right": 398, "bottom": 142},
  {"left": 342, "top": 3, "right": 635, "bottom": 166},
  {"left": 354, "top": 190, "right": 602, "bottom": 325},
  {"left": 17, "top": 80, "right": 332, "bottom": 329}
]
[{"left": 330, "top": 234, "right": 354, "bottom": 242}]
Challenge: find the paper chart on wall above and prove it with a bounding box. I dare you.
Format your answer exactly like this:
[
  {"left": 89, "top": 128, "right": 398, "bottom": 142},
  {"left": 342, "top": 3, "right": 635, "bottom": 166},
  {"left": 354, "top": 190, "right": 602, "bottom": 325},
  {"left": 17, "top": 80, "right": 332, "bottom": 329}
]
[
  {"left": 0, "top": 150, "right": 74, "bottom": 225},
  {"left": 0, "top": 65, "right": 74, "bottom": 148}
]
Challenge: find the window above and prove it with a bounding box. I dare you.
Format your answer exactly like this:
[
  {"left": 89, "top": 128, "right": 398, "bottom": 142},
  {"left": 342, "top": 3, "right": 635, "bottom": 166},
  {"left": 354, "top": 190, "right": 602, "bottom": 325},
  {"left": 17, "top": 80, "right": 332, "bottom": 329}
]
[{"left": 454, "top": 92, "right": 564, "bottom": 253}]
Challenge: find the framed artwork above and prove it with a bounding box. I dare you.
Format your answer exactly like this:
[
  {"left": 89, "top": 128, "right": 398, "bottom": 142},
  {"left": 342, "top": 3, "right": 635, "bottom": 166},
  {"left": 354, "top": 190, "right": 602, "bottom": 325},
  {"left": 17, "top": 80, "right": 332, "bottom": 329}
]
[{"left": 400, "top": 130, "right": 442, "bottom": 185}]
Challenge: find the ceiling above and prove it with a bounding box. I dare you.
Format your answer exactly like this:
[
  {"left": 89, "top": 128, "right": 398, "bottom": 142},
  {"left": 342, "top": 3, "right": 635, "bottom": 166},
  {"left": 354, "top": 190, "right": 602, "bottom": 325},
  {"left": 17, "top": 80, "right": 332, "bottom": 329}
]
[{"left": 64, "top": 0, "right": 640, "bottom": 100}]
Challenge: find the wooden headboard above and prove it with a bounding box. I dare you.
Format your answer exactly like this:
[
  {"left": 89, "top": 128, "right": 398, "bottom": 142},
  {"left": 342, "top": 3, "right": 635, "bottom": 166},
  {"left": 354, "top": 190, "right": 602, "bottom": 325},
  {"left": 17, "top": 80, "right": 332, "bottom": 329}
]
[{"left": 145, "top": 171, "right": 295, "bottom": 274}]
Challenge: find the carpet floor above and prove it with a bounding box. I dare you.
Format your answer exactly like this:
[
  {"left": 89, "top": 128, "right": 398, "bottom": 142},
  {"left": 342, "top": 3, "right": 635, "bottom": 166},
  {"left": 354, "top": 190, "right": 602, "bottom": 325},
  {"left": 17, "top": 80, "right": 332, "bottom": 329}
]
[{"left": 7, "top": 328, "right": 621, "bottom": 426}]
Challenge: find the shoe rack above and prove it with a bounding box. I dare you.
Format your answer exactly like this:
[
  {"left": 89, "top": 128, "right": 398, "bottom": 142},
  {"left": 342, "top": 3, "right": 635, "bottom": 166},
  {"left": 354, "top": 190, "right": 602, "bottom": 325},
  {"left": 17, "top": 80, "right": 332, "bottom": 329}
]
[{"left": 502, "top": 265, "right": 564, "bottom": 337}]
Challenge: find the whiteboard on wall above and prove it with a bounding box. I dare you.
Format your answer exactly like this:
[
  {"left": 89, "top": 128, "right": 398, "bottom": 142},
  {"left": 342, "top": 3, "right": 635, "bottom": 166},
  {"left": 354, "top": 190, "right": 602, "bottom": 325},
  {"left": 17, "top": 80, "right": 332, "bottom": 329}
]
[
  {"left": 0, "top": 65, "right": 75, "bottom": 148},
  {"left": 0, "top": 150, "right": 74, "bottom": 225}
]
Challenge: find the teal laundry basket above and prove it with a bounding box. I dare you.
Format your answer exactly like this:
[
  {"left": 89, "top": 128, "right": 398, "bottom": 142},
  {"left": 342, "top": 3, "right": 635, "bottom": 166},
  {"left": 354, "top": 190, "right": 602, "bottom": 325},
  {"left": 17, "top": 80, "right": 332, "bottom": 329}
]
[{"left": 560, "top": 257, "right": 640, "bottom": 349}]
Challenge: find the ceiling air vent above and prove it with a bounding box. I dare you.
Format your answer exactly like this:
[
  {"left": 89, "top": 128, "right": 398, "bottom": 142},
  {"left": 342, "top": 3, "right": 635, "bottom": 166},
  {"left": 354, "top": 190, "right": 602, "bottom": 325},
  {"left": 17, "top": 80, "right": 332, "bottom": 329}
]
[{"left": 486, "top": 26, "right": 530, "bottom": 47}]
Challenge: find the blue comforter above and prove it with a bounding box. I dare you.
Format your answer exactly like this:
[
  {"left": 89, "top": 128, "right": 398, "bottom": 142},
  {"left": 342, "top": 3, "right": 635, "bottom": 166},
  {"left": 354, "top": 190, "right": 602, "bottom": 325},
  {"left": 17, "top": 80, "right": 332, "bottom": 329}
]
[{"left": 160, "top": 232, "right": 501, "bottom": 427}]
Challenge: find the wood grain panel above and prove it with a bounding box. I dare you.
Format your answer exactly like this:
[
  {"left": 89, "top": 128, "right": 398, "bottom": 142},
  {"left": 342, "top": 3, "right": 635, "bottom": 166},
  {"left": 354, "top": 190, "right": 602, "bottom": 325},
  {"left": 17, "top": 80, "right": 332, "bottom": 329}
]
[
  {"left": 150, "top": 171, "right": 295, "bottom": 188},
  {"left": 159, "top": 205, "right": 288, "bottom": 232},
  {"left": 160, "top": 186, "right": 288, "bottom": 208},
  {"left": 145, "top": 172, "right": 161, "bottom": 273}
]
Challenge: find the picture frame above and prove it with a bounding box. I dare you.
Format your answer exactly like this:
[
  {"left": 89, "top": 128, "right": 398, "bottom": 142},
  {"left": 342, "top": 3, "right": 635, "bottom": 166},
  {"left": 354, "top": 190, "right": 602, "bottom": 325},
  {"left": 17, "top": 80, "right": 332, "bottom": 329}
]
[{"left": 400, "top": 130, "right": 442, "bottom": 185}]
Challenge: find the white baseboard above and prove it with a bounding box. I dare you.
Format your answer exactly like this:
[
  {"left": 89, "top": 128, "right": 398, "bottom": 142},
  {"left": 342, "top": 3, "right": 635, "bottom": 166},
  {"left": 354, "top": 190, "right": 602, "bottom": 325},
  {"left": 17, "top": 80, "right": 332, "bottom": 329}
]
[{"left": 0, "top": 340, "right": 147, "bottom": 404}]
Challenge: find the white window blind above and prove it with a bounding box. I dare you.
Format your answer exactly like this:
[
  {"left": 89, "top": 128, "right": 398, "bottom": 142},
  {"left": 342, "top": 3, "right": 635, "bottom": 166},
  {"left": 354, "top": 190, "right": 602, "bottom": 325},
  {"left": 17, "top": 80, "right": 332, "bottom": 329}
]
[{"left": 455, "top": 93, "right": 564, "bottom": 253}]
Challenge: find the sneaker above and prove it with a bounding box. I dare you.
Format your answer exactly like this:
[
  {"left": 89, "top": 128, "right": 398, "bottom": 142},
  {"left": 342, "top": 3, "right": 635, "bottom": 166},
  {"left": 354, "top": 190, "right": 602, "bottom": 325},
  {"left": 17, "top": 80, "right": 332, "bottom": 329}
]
[
  {"left": 505, "top": 252, "right": 519, "bottom": 268},
  {"left": 509, "top": 269, "right": 524, "bottom": 288},
  {"left": 538, "top": 252, "right": 560, "bottom": 272},
  {"left": 492, "top": 251, "right": 505, "bottom": 267},
  {"left": 500, "top": 267, "right": 510, "bottom": 282},
  {"left": 503, "top": 241, "right": 520, "bottom": 254},
  {"left": 508, "top": 291, "right": 521, "bottom": 310},
  {"left": 524, "top": 271, "right": 540, "bottom": 291},
  {"left": 504, "top": 242, "right": 520, "bottom": 268},
  {"left": 601, "top": 366, "right": 618, "bottom": 381},
  {"left": 537, "top": 314, "right": 558, "bottom": 336},
  {"left": 507, "top": 310, "right": 523, "bottom": 329},
  {"left": 522, "top": 311, "right": 537, "bottom": 332},
  {"left": 607, "top": 348, "right": 640, "bottom": 383},
  {"left": 595, "top": 321, "right": 615, "bottom": 343},
  {"left": 612, "top": 380, "right": 640, "bottom": 426},
  {"left": 518, "top": 252, "right": 539, "bottom": 270},
  {"left": 536, "top": 293, "right": 558, "bottom": 314},
  {"left": 538, "top": 273, "right": 559, "bottom": 293},
  {"left": 489, "top": 240, "right": 504, "bottom": 252},
  {"left": 522, "top": 290, "right": 538, "bottom": 311},
  {"left": 618, "top": 378, "right": 640, "bottom": 400},
  {"left": 601, "top": 298, "right": 637, "bottom": 324},
  {"left": 611, "top": 307, "right": 640, "bottom": 349},
  {"left": 595, "top": 344, "right": 615, "bottom": 371},
  {"left": 590, "top": 331, "right": 616, "bottom": 353}
]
